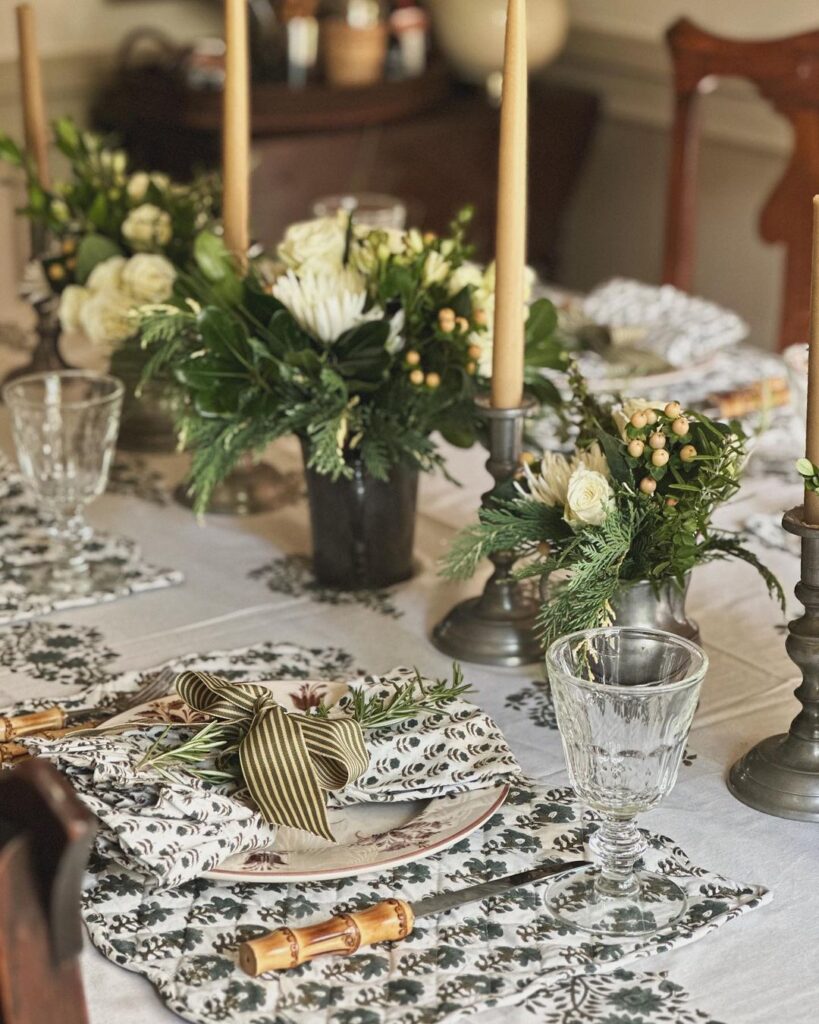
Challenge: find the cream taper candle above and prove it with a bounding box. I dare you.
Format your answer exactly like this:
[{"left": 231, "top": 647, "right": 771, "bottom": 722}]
[
  {"left": 805, "top": 196, "right": 819, "bottom": 525},
  {"left": 222, "top": 0, "right": 250, "bottom": 266},
  {"left": 490, "top": 0, "right": 528, "bottom": 410},
  {"left": 15, "top": 3, "right": 50, "bottom": 189}
]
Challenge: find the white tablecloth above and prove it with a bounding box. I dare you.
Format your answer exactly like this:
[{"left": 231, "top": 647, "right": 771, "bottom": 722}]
[{"left": 0, "top": 399, "right": 815, "bottom": 1024}]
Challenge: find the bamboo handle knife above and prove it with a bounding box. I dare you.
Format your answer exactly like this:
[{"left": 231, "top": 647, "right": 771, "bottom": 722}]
[
  {"left": 0, "top": 707, "right": 67, "bottom": 741},
  {"left": 239, "top": 859, "right": 590, "bottom": 976}
]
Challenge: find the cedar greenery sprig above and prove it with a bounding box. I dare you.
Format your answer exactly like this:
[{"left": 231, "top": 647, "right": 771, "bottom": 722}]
[{"left": 136, "top": 666, "right": 472, "bottom": 784}]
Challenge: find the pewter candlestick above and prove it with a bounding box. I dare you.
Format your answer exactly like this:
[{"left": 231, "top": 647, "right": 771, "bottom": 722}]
[
  {"left": 729, "top": 506, "right": 819, "bottom": 820},
  {"left": 432, "top": 395, "right": 541, "bottom": 667}
]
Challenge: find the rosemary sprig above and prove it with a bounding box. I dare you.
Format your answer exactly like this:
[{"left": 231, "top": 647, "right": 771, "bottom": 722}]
[
  {"left": 346, "top": 665, "right": 471, "bottom": 730},
  {"left": 137, "top": 720, "right": 242, "bottom": 784}
]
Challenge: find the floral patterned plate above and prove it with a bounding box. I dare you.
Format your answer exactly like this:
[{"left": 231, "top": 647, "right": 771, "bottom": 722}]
[{"left": 104, "top": 678, "right": 510, "bottom": 884}]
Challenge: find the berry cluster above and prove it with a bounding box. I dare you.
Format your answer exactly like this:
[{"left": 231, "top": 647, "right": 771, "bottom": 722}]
[
  {"left": 404, "top": 305, "right": 483, "bottom": 389},
  {"left": 623, "top": 401, "right": 699, "bottom": 504}
]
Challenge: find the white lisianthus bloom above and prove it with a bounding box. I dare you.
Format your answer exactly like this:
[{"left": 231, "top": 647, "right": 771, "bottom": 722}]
[
  {"left": 612, "top": 398, "right": 666, "bottom": 439},
  {"left": 564, "top": 467, "right": 613, "bottom": 528},
  {"left": 87, "top": 256, "right": 127, "bottom": 294},
  {"left": 50, "top": 199, "right": 70, "bottom": 223},
  {"left": 423, "top": 250, "right": 451, "bottom": 287},
  {"left": 122, "top": 204, "right": 173, "bottom": 250},
  {"left": 79, "top": 290, "right": 135, "bottom": 351},
  {"left": 58, "top": 285, "right": 90, "bottom": 332},
  {"left": 448, "top": 261, "right": 484, "bottom": 297},
  {"left": 406, "top": 228, "right": 425, "bottom": 255},
  {"left": 385, "top": 309, "right": 406, "bottom": 355},
  {"left": 151, "top": 172, "right": 170, "bottom": 191},
  {"left": 278, "top": 215, "right": 347, "bottom": 276},
  {"left": 273, "top": 268, "right": 382, "bottom": 344},
  {"left": 126, "top": 172, "right": 150, "bottom": 202},
  {"left": 122, "top": 253, "right": 177, "bottom": 303}
]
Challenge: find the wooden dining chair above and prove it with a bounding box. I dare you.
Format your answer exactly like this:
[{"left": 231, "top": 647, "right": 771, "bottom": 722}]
[
  {"left": 663, "top": 17, "right": 819, "bottom": 350},
  {"left": 0, "top": 758, "right": 96, "bottom": 1024}
]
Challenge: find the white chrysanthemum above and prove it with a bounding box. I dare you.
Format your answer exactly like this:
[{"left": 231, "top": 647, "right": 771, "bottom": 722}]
[
  {"left": 87, "top": 256, "right": 127, "bottom": 294},
  {"left": 278, "top": 215, "right": 347, "bottom": 276},
  {"left": 519, "top": 442, "right": 610, "bottom": 510},
  {"left": 272, "top": 268, "right": 382, "bottom": 344},
  {"left": 58, "top": 285, "right": 90, "bottom": 332},
  {"left": 565, "top": 467, "right": 613, "bottom": 528},
  {"left": 122, "top": 253, "right": 177, "bottom": 303},
  {"left": 612, "top": 398, "right": 666, "bottom": 439},
  {"left": 122, "top": 204, "right": 172, "bottom": 250},
  {"left": 79, "top": 290, "right": 135, "bottom": 351}
]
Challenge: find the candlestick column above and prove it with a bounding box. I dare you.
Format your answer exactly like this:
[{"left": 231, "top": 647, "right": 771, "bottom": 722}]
[
  {"left": 805, "top": 196, "right": 819, "bottom": 524},
  {"left": 222, "top": 0, "right": 251, "bottom": 266},
  {"left": 15, "top": 3, "right": 50, "bottom": 189},
  {"left": 490, "top": 0, "right": 528, "bottom": 410}
]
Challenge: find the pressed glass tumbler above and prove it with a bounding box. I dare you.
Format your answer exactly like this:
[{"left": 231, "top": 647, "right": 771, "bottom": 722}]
[
  {"left": 3, "top": 371, "right": 123, "bottom": 594},
  {"left": 544, "top": 627, "right": 708, "bottom": 937}
]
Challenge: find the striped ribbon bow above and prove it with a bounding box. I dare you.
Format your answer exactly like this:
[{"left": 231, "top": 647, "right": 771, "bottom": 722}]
[{"left": 175, "top": 671, "right": 370, "bottom": 841}]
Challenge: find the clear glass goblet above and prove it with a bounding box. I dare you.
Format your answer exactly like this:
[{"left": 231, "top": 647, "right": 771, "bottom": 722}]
[
  {"left": 2, "top": 371, "right": 124, "bottom": 595},
  {"left": 544, "top": 627, "right": 708, "bottom": 938}
]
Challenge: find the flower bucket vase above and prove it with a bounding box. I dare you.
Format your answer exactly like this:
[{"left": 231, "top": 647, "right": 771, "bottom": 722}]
[
  {"left": 110, "top": 337, "right": 178, "bottom": 454},
  {"left": 610, "top": 576, "right": 700, "bottom": 644},
  {"left": 540, "top": 574, "right": 700, "bottom": 645},
  {"left": 302, "top": 448, "right": 418, "bottom": 590}
]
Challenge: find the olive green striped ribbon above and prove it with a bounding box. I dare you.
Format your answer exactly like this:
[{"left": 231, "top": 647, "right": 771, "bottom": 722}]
[{"left": 175, "top": 671, "right": 370, "bottom": 841}]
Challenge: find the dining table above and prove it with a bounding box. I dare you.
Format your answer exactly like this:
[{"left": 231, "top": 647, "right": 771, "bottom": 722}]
[{"left": 0, "top": 334, "right": 816, "bottom": 1024}]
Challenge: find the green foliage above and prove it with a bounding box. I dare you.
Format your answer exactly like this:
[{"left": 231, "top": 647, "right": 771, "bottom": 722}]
[
  {"left": 140, "top": 212, "right": 569, "bottom": 511},
  {"left": 441, "top": 371, "right": 783, "bottom": 647},
  {"left": 797, "top": 457, "right": 819, "bottom": 494}
]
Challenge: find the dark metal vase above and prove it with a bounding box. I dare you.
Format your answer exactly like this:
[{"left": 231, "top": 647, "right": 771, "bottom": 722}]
[
  {"left": 609, "top": 576, "right": 700, "bottom": 643},
  {"left": 539, "top": 573, "right": 700, "bottom": 644},
  {"left": 303, "top": 448, "right": 418, "bottom": 590}
]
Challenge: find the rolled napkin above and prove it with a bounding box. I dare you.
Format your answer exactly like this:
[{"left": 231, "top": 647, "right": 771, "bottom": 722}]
[{"left": 23, "top": 666, "right": 520, "bottom": 888}]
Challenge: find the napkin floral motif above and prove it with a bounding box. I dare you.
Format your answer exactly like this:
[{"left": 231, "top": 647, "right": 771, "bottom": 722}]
[
  {"left": 0, "top": 452, "right": 183, "bottom": 625},
  {"left": 81, "top": 780, "right": 759, "bottom": 1024}
]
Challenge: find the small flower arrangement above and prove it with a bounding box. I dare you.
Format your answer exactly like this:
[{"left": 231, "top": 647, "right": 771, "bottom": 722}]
[
  {"left": 0, "top": 117, "right": 219, "bottom": 350},
  {"left": 139, "top": 210, "right": 566, "bottom": 511},
  {"left": 443, "top": 365, "right": 784, "bottom": 648}
]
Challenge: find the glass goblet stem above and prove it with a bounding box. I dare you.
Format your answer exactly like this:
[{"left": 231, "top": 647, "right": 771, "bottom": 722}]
[
  {"left": 49, "top": 511, "right": 90, "bottom": 580},
  {"left": 589, "top": 817, "right": 646, "bottom": 899}
]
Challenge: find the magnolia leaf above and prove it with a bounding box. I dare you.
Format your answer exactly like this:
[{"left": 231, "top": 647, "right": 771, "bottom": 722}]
[
  {"left": 197, "top": 305, "right": 249, "bottom": 357},
  {"left": 526, "top": 298, "right": 558, "bottom": 344},
  {"left": 596, "top": 429, "right": 632, "bottom": 485},
  {"left": 194, "top": 231, "right": 233, "bottom": 282},
  {"left": 87, "top": 192, "right": 109, "bottom": 230},
  {"left": 75, "top": 234, "right": 123, "bottom": 284},
  {"left": 53, "top": 117, "right": 81, "bottom": 157}
]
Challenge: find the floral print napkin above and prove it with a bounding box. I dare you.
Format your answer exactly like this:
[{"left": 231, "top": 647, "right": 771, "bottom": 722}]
[{"left": 0, "top": 452, "right": 182, "bottom": 625}]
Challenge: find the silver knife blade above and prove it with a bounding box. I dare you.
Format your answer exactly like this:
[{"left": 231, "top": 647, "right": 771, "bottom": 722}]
[{"left": 411, "top": 860, "right": 590, "bottom": 920}]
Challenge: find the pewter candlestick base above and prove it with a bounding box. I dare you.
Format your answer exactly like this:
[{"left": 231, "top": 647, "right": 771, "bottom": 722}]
[
  {"left": 432, "top": 397, "right": 542, "bottom": 668},
  {"left": 728, "top": 507, "right": 819, "bottom": 821}
]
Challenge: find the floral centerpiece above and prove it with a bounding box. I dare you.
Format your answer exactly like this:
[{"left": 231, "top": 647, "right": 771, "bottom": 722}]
[
  {"left": 443, "top": 365, "right": 783, "bottom": 647},
  {"left": 139, "top": 209, "right": 565, "bottom": 586},
  {"left": 0, "top": 117, "right": 220, "bottom": 449}
]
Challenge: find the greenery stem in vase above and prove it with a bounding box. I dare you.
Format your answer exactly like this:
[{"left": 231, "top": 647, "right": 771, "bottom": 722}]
[{"left": 442, "top": 364, "right": 785, "bottom": 650}]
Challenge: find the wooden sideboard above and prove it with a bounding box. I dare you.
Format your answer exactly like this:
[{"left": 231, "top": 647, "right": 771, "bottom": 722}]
[{"left": 93, "top": 67, "right": 599, "bottom": 277}]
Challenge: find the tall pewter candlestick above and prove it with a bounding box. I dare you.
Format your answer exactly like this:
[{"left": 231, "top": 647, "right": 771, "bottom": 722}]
[
  {"left": 432, "top": 396, "right": 541, "bottom": 667},
  {"left": 728, "top": 507, "right": 819, "bottom": 820}
]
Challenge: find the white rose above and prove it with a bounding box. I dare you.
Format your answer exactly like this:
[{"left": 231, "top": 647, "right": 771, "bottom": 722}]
[
  {"left": 612, "top": 398, "right": 666, "bottom": 439},
  {"left": 86, "top": 256, "right": 127, "bottom": 294},
  {"left": 58, "top": 285, "right": 90, "bottom": 332},
  {"left": 423, "top": 250, "right": 451, "bottom": 287},
  {"left": 122, "top": 253, "right": 177, "bottom": 303},
  {"left": 564, "top": 467, "right": 613, "bottom": 529},
  {"left": 79, "top": 290, "right": 135, "bottom": 351},
  {"left": 278, "top": 215, "right": 347, "bottom": 275},
  {"left": 127, "top": 172, "right": 150, "bottom": 202},
  {"left": 122, "top": 204, "right": 173, "bottom": 250}
]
